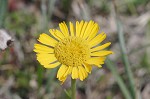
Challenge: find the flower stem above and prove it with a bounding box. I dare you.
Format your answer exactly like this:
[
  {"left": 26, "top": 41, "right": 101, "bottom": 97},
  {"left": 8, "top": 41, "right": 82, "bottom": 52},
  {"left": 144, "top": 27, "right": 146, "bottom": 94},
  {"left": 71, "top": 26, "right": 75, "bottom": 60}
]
[{"left": 71, "top": 79, "right": 76, "bottom": 99}]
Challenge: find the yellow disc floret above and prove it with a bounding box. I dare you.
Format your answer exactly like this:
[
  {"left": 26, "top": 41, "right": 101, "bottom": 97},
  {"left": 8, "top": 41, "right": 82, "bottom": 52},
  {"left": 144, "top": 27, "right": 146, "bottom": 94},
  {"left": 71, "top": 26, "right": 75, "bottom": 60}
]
[{"left": 54, "top": 36, "right": 90, "bottom": 67}]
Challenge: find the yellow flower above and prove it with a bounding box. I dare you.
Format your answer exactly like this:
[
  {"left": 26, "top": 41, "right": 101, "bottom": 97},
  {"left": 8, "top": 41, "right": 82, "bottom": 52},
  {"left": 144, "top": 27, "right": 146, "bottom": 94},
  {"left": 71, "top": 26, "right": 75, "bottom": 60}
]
[{"left": 34, "top": 20, "right": 113, "bottom": 83}]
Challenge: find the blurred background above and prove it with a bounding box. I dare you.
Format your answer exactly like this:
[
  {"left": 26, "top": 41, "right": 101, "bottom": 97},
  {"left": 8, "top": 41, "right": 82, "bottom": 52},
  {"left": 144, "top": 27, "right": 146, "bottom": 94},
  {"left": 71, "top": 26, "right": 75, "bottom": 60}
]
[{"left": 0, "top": 0, "right": 150, "bottom": 99}]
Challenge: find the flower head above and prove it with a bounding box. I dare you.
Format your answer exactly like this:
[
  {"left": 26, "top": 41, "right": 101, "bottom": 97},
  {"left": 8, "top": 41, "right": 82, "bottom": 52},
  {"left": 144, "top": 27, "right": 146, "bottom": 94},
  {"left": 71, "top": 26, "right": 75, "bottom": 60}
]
[{"left": 34, "top": 20, "right": 113, "bottom": 83}]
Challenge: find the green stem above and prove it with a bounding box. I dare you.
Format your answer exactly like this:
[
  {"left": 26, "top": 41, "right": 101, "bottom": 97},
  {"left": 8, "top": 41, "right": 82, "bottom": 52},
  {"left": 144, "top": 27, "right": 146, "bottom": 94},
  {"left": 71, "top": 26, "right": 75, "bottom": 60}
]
[
  {"left": 112, "top": 1, "right": 135, "bottom": 98},
  {"left": 71, "top": 79, "right": 76, "bottom": 99},
  {"left": 0, "top": 0, "right": 8, "bottom": 28},
  {"left": 106, "top": 59, "right": 132, "bottom": 99},
  {"left": 117, "top": 20, "right": 136, "bottom": 99}
]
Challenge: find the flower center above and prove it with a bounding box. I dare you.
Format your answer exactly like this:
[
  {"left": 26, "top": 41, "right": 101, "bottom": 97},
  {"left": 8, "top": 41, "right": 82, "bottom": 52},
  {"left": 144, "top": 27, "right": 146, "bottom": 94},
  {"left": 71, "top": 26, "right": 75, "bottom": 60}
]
[{"left": 54, "top": 37, "right": 90, "bottom": 67}]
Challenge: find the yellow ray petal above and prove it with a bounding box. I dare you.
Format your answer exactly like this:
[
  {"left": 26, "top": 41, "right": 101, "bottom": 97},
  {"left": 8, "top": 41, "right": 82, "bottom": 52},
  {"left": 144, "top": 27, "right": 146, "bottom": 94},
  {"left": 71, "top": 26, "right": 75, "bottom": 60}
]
[
  {"left": 72, "top": 67, "right": 79, "bottom": 79},
  {"left": 59, "top": 76, "right": 67, "bottom": 84},
  {"left": 78, "top": 66, "right": 88, "bottom": 80},
  {"left": 90, "top": 51, "right": 113, "bottom": 57},
  {"left": 57, "top": 65, "right": 68, "bottom": 79},
  {"left": 75, "top": 21, "right": 80, "bottom": 37},
  {"left": 44, "top": 61, "right": 60, "bottom": 68},
  {"left": 68, "top": 66, "right": 73, "bottom": 74},
  {"left": 36, "top": 53, "right": 57, "bottom": 65},
  {"left": 75, "top": 20, "right": 84, "bottom": 37},
  {"left": 63, "top": 22, "right": 69, "bottom": 36},
  {"left": 78, "top": 20, "right": 84, "bottom": 37},
  {"left": 87, "top": 23, "right": 99, "bottom": 41},
  {"left": 86, "top": 57, "right": 106, "bottom": 67},
  {"left": 83, "top": 63, "right": 92, "bottom": 73},
  {"left": 69, "top": 22, "right": 75, "bottom": 36},
  {"left": 59, "top": 22, "right": 69, "bottom": 37},
  {"left": 34, "top": 44, "right": 54, "bottom": 53},
  {"left": 89, "top": 32, "right": 106, "bottom": 47},
  {"left": 49, "top": 29, "right": 59, "bottom": 40},
  {"left": 78, "top": 66, "right": 84, "bottom": 81},
  {"left": 55, "top": 30, "right": 65, "bottom": 39},
  {"left": 81, "top": 20, "right": 94, "bottom": 39},
  {"left": 38, "top": 33, "right": 58, "bottom": 47},
  {"left": 49, "top": 29, "right": 63, "bottom": 41},
  {"left": 82, "top": 68, "right": 88, "bottom": 79},
  {"left": 79, "top": 22, "right": 88, "bottom": 37},
  {"left": 82, "top": 20, "right": 95, "bottom": 39},
  {"left": 91, "top": 42, "right": 111, "bottom": 52},
  {"left": 64, "top": 66, "right": 72, "bottom": 77}
]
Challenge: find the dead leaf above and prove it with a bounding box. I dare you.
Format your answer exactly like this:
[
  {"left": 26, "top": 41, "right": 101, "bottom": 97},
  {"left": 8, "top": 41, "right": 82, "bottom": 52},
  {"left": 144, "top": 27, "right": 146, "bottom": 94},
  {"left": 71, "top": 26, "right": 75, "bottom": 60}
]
[{"left": 0, "top": 29, "right": 13, "bottom": 50}]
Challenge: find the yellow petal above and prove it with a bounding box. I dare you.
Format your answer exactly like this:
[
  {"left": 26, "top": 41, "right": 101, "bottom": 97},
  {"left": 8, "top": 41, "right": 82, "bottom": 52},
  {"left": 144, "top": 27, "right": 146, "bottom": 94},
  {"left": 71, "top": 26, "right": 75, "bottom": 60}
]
[
  {"left": 36, "top": 53, "right": 57, "bottom": 65},
  {"left": 91, "top": 51, "right": 113, "bottom": 57},
  {"left": 91, "top": 42, "right": 111, "bottom": 52},
  {"left": 87, "top": 23, "right": 99, "bottom": 41},
  {"left": 44, "top": 62, "right": 60, "bottom": 68},
  {"left": 57, "top": 65, "right": 68, "bottom": 79},
  {"left": 83, "top": 63, "right": 92, "bottom": 73},
  {"left": 38, "top": 33, "right": 58, "bottom": 47},
  {"left": 75, "top": 21, "right": 80, "bottom": 37},
  {"left": 68, "top": 66, "right": 73, "bottom": 74},
  {"left": 78, "top": 66, "right": 88, "bottom": 80},
  {"left": 89, "top": 32, "right": 106, "bottom": 47},
  {"left": 61, "top": 77, "right": 67, "bottom": 85},
  {"left": 72, "top": 67, "right": 79, "bottom": 79},
  {"left": 55, "top": 30, "right": 65, "bottom": 39},
  {"left": 86, "top": 57, "right": 106, "bottom": 67},
  {"left": 59, "top": 76, "right": 67, "bottom": 84},
  {"left": 64, "top": 66, "right": 72, "bottom": 77},
  {"left": 59, "top": 76, "right": 66, "bottom": 81},
  {"left": 69, "top": 22, "right": 75, "bottom": 36},
  {"left": 82, "top": 68, "right": 88, "bottom": 80},
  {"left": 82, "top": 20, "right": 95, "bottom": 39},
  {"left": 76, "top": 20, "right": 84, "bottom": 37},
  {"left": 59, "top": 22, "right": 69, "bottom": 37},
  {"left": 49, "top": 29, "right": 62, "bottom": 41},
  {"left": 80, "top": 22, "right": 88, "bottom": 37},
  {"left": 63, "top": 22, "right": 69, "bottom": 34},
  {"left": 34, "top": 44, "right": 54, "bottom": 53},
  {"left": 78, "top": 66, "right": 84, "bottom": 81},
  {"left": 78, "top": 20, "right": 84, "bottom": 37}
]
